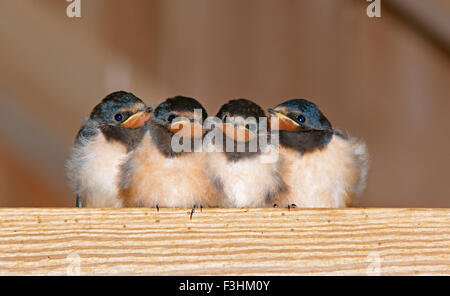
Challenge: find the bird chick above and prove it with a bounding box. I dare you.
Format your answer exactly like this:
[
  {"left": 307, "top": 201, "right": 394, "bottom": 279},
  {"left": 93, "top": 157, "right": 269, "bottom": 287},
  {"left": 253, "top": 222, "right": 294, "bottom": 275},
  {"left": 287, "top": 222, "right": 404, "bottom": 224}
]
[
  {"left": 66, "top": 91, "right": 151, "bottom": 208},
  {"left": 205, "top": 99, "right": 285, "bottom": 208},
  {"left": 268, "top": 99, "right": 369, "bottom": 208},
  {"left": 119, "top": 96, "right": 219, "bottom": 209}
]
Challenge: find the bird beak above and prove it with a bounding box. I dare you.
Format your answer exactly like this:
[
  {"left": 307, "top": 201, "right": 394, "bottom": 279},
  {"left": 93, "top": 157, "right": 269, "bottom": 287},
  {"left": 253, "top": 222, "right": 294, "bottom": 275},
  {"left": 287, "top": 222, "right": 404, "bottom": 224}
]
[
  {"left": 121, "top": 107, "right": 152, "bottom": 129},
  {"left": 268, "top": 108, "right": 300, "bottom": 131},
  {"left": 221, "top": 123, "right": 256, "bottom": 142},
  {"left": 169, "top": 119, "right": 205, "bottom": 138}
]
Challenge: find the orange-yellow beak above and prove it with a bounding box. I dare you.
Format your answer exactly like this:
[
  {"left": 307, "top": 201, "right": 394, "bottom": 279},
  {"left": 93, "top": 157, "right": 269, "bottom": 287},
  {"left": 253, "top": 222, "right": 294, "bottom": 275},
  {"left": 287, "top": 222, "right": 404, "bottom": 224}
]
[
  {"left": 268, "top": 108, "right": 299, "bottom": 131},
  {"left": 121, "top": 108, "right": 152, "bottom": 129},
  {"left": 221, "top": 123, "right": 256, "bottom": 142},
  {"left": 169, "top": 119, "right": 205, "bottom": 138}
]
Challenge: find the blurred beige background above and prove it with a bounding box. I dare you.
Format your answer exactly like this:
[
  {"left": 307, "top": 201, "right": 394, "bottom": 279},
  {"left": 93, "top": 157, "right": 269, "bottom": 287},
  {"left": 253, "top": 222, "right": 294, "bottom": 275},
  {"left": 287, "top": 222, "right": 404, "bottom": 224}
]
[{"left": 0, "top": 0, "right": 448, "bottom": 207}]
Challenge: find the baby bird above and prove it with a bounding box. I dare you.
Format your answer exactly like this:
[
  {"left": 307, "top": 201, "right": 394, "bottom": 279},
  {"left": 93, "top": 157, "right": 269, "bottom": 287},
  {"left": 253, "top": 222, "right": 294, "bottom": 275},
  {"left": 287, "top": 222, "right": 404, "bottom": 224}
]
[
  {"left": 268, "top": 99, "right": 369, "bottom": 208},
  {"left": 119, "top": 96, "right": 219, "bottom": 210},
  {"left": 205, "top": 99, "right": 285, "bottom": 208},
  {"left": 66, "top": 91, "right": 151, "bottom": 208}
]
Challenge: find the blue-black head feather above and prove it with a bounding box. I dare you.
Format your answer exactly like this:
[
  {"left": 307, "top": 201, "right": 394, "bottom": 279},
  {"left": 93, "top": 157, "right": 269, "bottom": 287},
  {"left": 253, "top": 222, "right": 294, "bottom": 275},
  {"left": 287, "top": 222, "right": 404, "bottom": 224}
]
[
  {"left": 276, "top": 99, "right": 332, "bottom": 131},
  {"left": 79, "top": 91, "right": 149, "bottom": 151},
  {"left": 153, "top": 96, "right": 208, "bottom": 125},
  {"left": 90, "top": 91, "right": 145, "bottom": 125},
  {"left": 271, "top": 98, "right": 334, "bottom": 154},
  {"left": 150, "top": 96, "right": 207, "bottom": 157},
  {"left": 217, "top": 98, "right": 265, "bottom": 120}
]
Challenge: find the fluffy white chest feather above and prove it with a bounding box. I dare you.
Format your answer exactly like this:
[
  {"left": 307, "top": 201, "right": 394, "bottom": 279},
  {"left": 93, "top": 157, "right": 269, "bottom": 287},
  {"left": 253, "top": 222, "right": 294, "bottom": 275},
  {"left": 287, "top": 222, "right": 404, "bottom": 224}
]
[
  {"left": 277, "top": 134, "right": 369, "bottom": 208},
  {"left": 121, "top": 133, "right": 219, "bottom": 208},
  {"left": 206, "top": 147, "right": 283, "bottom": 208},
  {"left": 66, "top": 132, "right": 127, "bottom": 208}
]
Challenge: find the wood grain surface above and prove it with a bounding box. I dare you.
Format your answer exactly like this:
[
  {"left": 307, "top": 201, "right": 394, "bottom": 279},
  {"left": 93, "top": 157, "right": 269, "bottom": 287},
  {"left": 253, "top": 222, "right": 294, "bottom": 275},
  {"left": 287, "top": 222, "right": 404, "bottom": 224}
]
[{"left": 0, "top": 208, "right": 448, "bottom": 275}]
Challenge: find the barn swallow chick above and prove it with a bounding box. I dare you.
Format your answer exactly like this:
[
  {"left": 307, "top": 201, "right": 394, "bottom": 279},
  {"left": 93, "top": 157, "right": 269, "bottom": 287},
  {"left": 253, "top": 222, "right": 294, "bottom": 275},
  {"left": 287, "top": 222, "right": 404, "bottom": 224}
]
[
  {"left": 268, "top": 99, "right": 369, "bottom": 208},
  {"left": 66, "top": 91, "right": 152, "bottom": 208},
  {"left": 205, "top": 99, "right": 285, "bottom": 208},
  {"left": 119, "top": 96, "right": 219, "bottom": 210}
]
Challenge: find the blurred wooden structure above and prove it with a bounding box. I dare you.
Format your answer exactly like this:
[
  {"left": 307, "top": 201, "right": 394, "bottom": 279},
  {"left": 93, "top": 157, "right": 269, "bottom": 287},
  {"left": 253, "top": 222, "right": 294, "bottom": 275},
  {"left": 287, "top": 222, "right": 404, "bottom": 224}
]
[
  {"left": 0, "top": 0, "right": 449, "bottom": 207},
  {"left": 0, "top": 208, "right": 448, "bottom": 275}
]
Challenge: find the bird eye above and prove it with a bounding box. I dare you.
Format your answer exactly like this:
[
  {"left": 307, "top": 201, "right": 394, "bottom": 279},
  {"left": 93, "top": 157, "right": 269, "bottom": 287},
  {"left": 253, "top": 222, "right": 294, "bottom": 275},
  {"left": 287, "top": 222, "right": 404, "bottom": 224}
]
[
  {"left": 167, "top": 115, "right": 176, "bottom": 123},
  {"left": 114, "top": 113, "right": 123, "bottom": 121},
  {"left": 297, "top": 115, "right": 306, "bottom": 123}
]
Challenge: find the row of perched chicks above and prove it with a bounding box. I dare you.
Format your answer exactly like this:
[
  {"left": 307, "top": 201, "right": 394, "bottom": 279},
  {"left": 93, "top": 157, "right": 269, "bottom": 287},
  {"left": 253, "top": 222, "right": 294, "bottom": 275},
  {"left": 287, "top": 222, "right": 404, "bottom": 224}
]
[{"left": 67, "top": 91, "right": 369, "bottom": 210}]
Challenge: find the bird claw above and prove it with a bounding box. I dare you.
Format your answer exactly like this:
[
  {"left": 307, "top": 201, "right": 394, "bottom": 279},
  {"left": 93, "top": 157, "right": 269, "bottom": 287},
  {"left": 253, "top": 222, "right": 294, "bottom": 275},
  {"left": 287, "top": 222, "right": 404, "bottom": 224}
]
[
  {"left": 190, "top": 205, "right": 196, "bottom": 220},
  {"left": 190, "top": 204, "right": 203, "bottom": 220},
  {"left": 156, "top": 204, "right": 160, "bottom": 212},
  {"left": 287, "top": 204, "right": 297, "bottom": 211},
  {"left": 76, "top": 195, "right": 83, "bottom": 208},
  {"left": 273, "top": 204, "right": 279, "bottom": 208}
]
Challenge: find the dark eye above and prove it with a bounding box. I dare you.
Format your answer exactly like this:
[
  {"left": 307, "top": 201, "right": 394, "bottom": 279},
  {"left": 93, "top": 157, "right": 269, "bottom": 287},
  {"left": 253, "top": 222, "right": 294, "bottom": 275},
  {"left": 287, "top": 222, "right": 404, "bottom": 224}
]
[
  {"left": 167, "top": 115, "right": 176, "bottom": 123},
  {"left": 114, "top": 113, "right": 123, "bottom": 121},
  {"left": 297, "top": 115, "right": 306, "bottom": 123}
]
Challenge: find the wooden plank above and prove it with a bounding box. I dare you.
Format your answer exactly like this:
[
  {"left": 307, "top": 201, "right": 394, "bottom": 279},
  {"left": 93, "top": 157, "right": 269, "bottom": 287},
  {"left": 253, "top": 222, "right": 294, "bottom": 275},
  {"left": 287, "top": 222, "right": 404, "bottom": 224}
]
[{"left": 0, "top": 208, "right": 448, "bottom": 275}]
